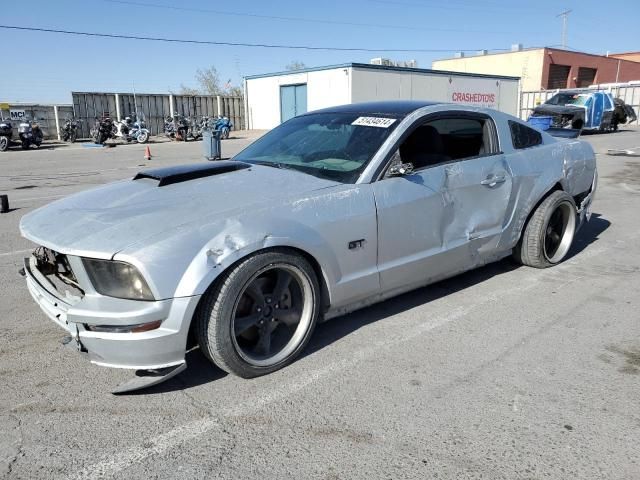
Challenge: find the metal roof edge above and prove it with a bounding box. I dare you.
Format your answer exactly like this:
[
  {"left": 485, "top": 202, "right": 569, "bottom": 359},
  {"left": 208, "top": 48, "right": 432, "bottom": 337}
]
[
  {"left": 349, "top": 63, "right": 520, "bottom": 80},
  {"left": 244, "top": 63, "right": 354, "bottom": 80},
  {"left": 244, "top": 62, "right": 520, "bottom": 81}
]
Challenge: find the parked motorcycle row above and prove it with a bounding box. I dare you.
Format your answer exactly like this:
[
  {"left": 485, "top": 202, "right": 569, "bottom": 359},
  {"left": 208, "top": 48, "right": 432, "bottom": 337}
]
[
  {"left": 164, "top": 114, "right": 233, "bottom": 141},
  {"left": 0, "top": 117, "right": 44, "bottom": 152},
  {"left": 0, "top": 111, "right": 233, "bottom": 151},
  {"left": 90, "top": 113, "right": 150, "bottom": 145}
]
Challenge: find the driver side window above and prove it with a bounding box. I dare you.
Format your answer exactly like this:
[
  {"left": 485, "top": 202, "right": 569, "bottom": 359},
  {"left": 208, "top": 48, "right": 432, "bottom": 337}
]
[{"left": 388, "top": 115, "right": 497, "bottom": 175}]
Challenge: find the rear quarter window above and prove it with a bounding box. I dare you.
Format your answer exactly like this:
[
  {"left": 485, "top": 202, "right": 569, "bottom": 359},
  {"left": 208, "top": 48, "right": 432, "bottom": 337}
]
[{"left": 509, "top": 120, "right": 542, "bottom": 149}]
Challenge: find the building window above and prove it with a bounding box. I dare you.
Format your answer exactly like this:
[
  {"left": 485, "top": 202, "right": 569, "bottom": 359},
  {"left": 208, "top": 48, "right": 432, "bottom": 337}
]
[
  {"left": 547, "top": 64, "right": 571, "bottom": 89},
  {"left": 576, "top": 67, "right": 597, "bottom": 87}
]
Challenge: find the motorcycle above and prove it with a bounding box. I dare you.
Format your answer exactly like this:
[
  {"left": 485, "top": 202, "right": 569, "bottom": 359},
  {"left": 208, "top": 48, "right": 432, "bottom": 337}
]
[
  {"left": 188, "top": 116, "right": 208, "bottom": 140},
  {"left": 18, "top": 117, "right": 44, "bottom": 149},
  {"left": 213, "top": 115, "right": 233, "bottom": 139},
  {"left": 0, "top": 118, "right": 12, "bottom": 152},
  {"left": 164, "top": 114, "right": 189, "bottom": 141},
  {"left": 113, "top": 114, "right": 150, "bottom": 144},
  {"left": 91, "top": 114, "right": 116, "bottom": 144},
  {"left": 60, "top": 117, "right": 79, "bottom": 143}
]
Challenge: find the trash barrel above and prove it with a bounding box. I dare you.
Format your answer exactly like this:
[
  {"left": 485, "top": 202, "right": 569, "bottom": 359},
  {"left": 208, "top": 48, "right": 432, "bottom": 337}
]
[
  {"left": 202, "top": 127, "right": 221, "bottom": 160},
  {"left": 527, "top": 116, "right": 553, "bottom": 131}
]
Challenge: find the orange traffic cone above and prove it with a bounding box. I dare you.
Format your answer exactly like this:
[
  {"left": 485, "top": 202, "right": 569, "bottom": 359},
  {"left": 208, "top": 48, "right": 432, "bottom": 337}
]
[{"left": 144, "top": 145, "right": 152, "bottom": 160}]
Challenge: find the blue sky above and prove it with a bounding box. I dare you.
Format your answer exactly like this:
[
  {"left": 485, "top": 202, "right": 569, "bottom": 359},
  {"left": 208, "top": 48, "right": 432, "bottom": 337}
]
[{"left": 1, "top": 0, "right": 639, "bottom": 103}]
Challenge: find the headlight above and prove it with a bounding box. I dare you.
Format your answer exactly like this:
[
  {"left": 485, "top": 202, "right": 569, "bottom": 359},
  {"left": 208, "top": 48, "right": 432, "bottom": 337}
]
[{"left": 82, "top": 258, "right": 155, "bottom": 301}]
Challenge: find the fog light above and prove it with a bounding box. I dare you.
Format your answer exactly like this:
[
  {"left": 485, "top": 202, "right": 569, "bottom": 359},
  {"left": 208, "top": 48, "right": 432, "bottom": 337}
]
[{"left": 85, "top": 320, "right": 162, "bottom": 333}]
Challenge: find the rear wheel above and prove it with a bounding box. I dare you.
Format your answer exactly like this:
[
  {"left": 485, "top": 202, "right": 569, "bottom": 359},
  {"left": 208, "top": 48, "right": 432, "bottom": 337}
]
[
  {"left": 513, "top": 190, "right": 577, "bottom": 268},
  {"left": 0, "top": 136, "right": 8, "bottom": 151},
  {"left": 195, "top": 250, "right": 320, "bottom": 378}
]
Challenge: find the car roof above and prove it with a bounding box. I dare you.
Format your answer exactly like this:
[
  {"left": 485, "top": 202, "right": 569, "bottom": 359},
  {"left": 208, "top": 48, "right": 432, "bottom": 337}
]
[{"left": 303, "top": 100, "right": 443, "bottom": 117}]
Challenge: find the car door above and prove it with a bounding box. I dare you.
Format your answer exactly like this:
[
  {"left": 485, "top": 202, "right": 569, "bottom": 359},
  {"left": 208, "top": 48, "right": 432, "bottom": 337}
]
[{"left": 373, "top": 112, "right": 514, "bottom": 293}]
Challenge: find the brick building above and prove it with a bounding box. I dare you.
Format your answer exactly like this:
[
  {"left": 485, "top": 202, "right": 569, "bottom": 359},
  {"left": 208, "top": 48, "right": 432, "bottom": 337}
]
[{"left": 433, "top": 47, "right": 640, "bottom": 91}]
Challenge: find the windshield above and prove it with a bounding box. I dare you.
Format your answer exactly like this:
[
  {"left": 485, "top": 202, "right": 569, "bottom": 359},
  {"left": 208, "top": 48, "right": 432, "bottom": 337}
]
[
  {"left": 234, "top": 112, "right": 401, "bottom": 183},
  {"left": 546, "top": 93, "right": 590, "bottom": 106}
]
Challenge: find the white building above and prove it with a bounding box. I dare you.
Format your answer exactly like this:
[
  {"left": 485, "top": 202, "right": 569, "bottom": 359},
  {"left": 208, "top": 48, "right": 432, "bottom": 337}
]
[{"left": 244, "top": 63, "right": 520, "bottom": 130}]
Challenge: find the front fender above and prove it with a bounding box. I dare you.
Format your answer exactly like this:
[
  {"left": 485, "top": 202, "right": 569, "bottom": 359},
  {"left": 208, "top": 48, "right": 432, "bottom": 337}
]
[{"left": 172, "top": 217, "right": 341, "bottom": 301}]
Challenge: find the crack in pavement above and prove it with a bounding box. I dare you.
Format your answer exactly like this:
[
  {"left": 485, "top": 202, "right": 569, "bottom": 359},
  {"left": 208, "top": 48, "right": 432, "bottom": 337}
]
[{"left": 2, "top": 413, "right": 24, "bottom": 477}]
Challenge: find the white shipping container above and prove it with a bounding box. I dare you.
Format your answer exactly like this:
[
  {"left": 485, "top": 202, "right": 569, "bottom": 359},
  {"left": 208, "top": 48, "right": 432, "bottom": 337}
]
[{"left": 245, "top": 63, "right": 520, "bottom": 130}]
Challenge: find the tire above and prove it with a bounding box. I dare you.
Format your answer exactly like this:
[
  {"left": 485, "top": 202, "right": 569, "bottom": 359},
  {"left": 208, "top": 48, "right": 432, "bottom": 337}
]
[
  {"left": 0, "top": 136, "right": 8, "bottom": 152},
  {"left": 136, "top": 131, "right": 149, "bottom": 144},
  {"left": 513, "top": 190, "right": 577, "bottom": 268},
  {"left": 195, "top": 249, "right": 321, "bottom": 378},
  {"left": 69, "top": 131, "right": 77, "bottom": 143}
]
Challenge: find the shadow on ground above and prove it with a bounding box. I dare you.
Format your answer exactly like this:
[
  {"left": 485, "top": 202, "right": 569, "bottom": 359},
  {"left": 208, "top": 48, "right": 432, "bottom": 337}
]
[
  {"left": 565, "top": 213, "right": 610, "bottom": 261},
  {"left": 138, "top": 212, "right": 610, "bottom": 395}
]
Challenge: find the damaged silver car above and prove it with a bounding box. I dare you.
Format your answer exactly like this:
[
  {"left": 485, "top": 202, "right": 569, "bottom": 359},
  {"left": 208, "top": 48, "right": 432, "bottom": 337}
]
[{"left": 20, "top": 101, "right": 597, "bottom": 392}]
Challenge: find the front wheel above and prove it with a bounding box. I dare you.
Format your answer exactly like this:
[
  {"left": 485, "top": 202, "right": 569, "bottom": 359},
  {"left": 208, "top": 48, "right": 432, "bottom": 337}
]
[
  {"left": 0, "top": 136, "right": 9, "bottom": 151},
  {"left": 136, "top": 131, "right": 149, "bottom": 144},
  {"left": 513, "top": 190, "right": 577, "bottom": 268},
  {"left": 195, "top": 250, "right": 320, "bottom": 378}
]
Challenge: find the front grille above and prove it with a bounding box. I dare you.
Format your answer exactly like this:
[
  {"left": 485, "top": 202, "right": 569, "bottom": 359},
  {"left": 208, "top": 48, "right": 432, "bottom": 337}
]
[{"left": 33, "top": 247, "right": 84, "bottom": 298}]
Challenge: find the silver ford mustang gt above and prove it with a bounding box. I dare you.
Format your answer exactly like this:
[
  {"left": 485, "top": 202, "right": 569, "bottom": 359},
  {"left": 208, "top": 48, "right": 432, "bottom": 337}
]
[{"left": 20, "top": 101, "right": 597, "bottom": 391}]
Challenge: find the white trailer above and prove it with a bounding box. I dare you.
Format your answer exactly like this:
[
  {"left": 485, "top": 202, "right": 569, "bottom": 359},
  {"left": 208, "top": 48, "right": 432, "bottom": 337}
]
[{"left": 244, "top": 63, "right": 520, "bottom": 130}]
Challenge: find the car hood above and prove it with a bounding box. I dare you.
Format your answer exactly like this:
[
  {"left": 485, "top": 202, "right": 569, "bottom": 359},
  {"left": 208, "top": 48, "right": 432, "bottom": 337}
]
[
  {"left": 20, "top": 164, "right": 340, "bottom": 258},
  {"left": 533, "top": 104, "right": 585, "bottom": 116}
]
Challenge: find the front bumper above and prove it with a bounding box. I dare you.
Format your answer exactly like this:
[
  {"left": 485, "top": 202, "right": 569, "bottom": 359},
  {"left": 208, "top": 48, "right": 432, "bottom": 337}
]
[{"left": 24, "top": 257, "right": 201, "bottom": 370}]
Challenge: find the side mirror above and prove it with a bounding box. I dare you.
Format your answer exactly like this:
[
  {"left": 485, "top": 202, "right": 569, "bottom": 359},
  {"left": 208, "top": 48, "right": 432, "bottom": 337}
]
[{"left": 387, "top": 162, "right": 414, "bottom": 176}]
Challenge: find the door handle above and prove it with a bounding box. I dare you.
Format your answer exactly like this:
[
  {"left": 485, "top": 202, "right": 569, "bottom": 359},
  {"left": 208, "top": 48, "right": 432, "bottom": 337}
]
[{"left": 481, "top": 175, "right": 506, "bottom": 187}]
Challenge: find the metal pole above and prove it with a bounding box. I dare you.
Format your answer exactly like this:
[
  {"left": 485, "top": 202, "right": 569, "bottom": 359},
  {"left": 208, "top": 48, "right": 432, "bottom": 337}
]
[
  {"left": 556, "top": 10, "right": 572, "bottom": 49},
  {"left": 53, "top": 105, "right": 61, "bottom": 141},
  {"left": 132, "top": 81, "right": 138, "bottom": 118},
  {"left": 615, "top": 59, "right": 621, "bottom": 83},
  {"left": 114, "top": 93, "right": 121, "bottom": 122}
]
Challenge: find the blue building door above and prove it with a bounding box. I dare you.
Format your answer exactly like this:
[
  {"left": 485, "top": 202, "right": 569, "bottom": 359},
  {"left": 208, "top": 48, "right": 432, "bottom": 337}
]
[{"left": 280, "top": 84, "right": 307, "bottom": 123}]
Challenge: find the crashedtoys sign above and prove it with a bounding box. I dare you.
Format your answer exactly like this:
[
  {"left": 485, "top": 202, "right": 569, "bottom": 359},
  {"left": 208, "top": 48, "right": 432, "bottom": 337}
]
[{"left": 449, "top": 78, "right": 500, "bottom": 109}]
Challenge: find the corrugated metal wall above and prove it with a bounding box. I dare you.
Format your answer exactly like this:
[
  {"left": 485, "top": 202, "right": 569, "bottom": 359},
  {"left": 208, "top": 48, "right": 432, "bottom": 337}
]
[
  {"left": 72, "top": 93, "right": 118, "bottom": 139},
  {"left": 520, "top": 85, "right": 640, "bottom": 126},
  {"left": 118, "top": 94, "right": 171, "bottom": 138},
  {"left": 72, "top": 92, "right": 244, "bottom": 137},
  {"left": 0, "top": 104, "right": 74, "bottom": 140}
]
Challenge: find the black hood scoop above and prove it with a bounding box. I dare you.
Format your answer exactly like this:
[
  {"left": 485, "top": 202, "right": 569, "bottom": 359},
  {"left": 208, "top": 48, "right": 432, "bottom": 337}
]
[{"left": 133, "top": 161, "right": 251, "bottom": 187}]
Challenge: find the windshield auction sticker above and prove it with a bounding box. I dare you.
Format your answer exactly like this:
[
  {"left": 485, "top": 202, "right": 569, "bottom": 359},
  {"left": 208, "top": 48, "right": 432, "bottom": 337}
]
[{"left": 352, "top": 117, "right": 396, "bottom": 128}]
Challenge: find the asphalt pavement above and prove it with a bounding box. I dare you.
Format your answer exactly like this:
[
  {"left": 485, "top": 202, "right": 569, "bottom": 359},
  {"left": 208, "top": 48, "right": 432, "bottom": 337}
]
[{"left": 0, "top": 128, "right": 639, "bottom": 479}]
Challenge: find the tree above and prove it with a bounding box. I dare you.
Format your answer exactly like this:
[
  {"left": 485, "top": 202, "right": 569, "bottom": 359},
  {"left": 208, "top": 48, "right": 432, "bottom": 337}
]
[
  {"left": 178, "top": 84, "right": 201, "bottom": 96},
  {"left": 285, "top": 61, "right": 306, "bottom": 71},
  {"left": 195, "top": 66, "right": 222, "bottom": 95},
  {"left": 226, "top": 86, "right": 244, "bottom": 97},
  {"left": 175, "top": 66, "right": 244, "bottom": 96}
]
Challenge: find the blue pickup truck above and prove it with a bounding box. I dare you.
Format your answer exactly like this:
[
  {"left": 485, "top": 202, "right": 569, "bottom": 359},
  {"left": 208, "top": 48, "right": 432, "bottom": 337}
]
[{"left": 530, "top": 90, "right": 636, "bottom": 132}]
